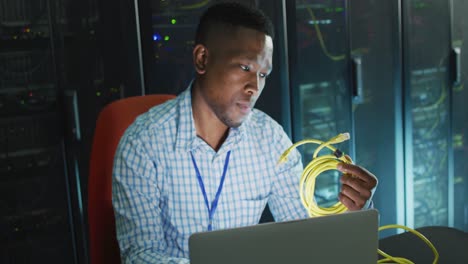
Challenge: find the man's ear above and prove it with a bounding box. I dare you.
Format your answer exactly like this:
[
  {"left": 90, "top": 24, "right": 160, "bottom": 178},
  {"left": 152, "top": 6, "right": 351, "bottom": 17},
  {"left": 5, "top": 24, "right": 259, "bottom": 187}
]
[{"left": 193, "top": 44, "right": 208, "bottom": 74}]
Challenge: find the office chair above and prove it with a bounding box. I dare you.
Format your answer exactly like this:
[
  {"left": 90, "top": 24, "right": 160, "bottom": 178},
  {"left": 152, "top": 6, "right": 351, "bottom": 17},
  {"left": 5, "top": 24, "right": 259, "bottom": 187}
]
[{"left": 88, "top": 94, "right": 176, "bottom": 264}]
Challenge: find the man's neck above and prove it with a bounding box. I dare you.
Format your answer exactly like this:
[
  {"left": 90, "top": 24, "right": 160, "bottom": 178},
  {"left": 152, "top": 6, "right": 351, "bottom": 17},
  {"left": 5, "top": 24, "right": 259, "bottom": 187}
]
[{"left": 191, "top": 86, "right": 229, "bottom": 152}]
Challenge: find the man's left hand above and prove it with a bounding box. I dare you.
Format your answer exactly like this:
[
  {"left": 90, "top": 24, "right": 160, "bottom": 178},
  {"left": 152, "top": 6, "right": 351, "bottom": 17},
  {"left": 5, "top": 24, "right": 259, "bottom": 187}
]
[{"left": 337, "top": 163, "right": 378, "bottom": 211}]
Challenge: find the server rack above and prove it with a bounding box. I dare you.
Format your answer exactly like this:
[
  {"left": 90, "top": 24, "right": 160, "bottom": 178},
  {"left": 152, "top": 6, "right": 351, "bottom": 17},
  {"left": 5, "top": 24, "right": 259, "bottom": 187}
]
[{"left": 0, "top": 0, "right": 77, "bottom": 262}]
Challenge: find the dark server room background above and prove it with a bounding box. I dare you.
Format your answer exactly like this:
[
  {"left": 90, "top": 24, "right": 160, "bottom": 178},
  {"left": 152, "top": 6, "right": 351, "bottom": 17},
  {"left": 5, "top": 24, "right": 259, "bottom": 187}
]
[{"left": 1, "top": 0, "right": 467, "bottom": 263}]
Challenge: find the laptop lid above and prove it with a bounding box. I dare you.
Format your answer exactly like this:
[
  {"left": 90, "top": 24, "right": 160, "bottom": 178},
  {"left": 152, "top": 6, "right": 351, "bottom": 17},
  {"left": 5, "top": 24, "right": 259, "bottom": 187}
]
[{"left": 189, "top": 209, "right": 379, "bottom": 264}]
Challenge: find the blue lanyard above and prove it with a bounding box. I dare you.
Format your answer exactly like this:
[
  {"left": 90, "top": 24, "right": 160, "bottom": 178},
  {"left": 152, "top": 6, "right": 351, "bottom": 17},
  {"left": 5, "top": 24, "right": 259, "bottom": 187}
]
[{"left": 190, "top": 150, "right": 231, "bottom": 231}]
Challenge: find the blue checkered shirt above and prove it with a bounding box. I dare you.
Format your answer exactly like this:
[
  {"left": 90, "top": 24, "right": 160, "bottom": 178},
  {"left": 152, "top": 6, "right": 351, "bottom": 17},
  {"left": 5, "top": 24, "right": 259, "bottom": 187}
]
[{"left": 112, "top": 86, "right": 308, "bottom": 264}]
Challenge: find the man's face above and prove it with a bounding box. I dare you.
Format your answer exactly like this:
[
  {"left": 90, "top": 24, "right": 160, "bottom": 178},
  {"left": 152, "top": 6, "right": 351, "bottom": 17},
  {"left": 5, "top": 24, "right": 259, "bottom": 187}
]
[{"left": 197, "top": 27, "right": 273, "bottom": 128}]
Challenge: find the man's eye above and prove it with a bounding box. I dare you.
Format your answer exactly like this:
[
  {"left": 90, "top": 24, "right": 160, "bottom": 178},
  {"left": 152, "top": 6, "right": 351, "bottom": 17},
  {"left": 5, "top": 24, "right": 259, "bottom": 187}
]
[
  {"left": 259, "top": 72, "right": 267, "bottom": 78},
  {"left": 240, "top": 65, "right": 250, "bottom": 71}
]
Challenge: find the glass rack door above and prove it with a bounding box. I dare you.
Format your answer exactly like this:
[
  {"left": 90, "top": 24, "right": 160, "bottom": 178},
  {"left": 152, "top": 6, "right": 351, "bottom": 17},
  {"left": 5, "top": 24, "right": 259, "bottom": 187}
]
[
  {"left": 403, "top": 0, "right": 452, "bottom": 228},
  {"left": 289, "top": 0, "right": 352, "bottom": 207},
  {"left": 350, "top": 0, "right": 401, "bottom": 236},
  {"left": 144, "top": 0, "right": 210, "bottom": 95},
  {"left": 451, "top": 0, "right": 468, "bottom": 232}
]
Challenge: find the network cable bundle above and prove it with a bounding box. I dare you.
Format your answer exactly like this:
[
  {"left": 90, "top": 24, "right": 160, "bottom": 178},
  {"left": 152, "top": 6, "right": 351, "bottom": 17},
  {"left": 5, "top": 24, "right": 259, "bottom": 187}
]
[{"left": 278, "top": 133, "right": 439, "bottom": 264}]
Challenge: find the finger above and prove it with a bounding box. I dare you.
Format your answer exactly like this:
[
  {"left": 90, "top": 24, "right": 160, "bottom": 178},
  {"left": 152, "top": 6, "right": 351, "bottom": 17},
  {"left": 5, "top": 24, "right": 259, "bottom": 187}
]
[
  {"left": 337, "top": 163, "right": 377, "bottom": 188},
  {"left": 340, "top": 184, "right": 367, "bottom": 208},
  {"left": 338, "top": 192, "right": 360, "bottom": 211},
  {"left": 344, "top": 154, "right": 353, "bottom": 163},
  {"left": 340, "top": 174, "right": 372, "bottom": 199}
]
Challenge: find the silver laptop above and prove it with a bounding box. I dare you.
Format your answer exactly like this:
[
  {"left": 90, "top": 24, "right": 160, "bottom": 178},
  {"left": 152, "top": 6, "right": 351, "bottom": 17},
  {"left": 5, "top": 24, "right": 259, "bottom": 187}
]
[{"left": 189, "top": 209, "right": 379, "bottom": 264}]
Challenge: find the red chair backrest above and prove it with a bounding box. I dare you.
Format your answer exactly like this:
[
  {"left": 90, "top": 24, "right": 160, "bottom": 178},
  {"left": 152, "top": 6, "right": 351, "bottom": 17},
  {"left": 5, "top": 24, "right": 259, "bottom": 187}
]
[{"left": 88, "top": 94, "right": 176, "bottom": 264}]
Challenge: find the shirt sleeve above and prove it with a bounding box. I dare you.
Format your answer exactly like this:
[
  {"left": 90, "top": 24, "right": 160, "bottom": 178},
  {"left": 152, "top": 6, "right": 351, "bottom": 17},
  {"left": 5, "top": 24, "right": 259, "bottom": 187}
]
[
  {"left": 365, "top": 186, "right": 377, "bottom": 209},
  {"left": 266, "top": 124, "right": 309, "bottom": 222},
  {"left": 112, "top": 132, "right": 190, "bottom": 264}
]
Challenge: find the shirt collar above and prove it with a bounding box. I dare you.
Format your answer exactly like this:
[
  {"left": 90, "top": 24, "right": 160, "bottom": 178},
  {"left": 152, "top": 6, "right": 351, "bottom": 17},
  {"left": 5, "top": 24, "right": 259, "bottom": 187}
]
[{"left": 174, "top": 81, "right": 248, "bottom": 152}]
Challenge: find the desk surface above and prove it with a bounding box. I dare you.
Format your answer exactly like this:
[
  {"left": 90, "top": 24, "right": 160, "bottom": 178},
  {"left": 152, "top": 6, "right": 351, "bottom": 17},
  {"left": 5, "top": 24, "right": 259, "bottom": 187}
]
[{"left": 379, "top": 226, "right": 468, "bottom": 264}]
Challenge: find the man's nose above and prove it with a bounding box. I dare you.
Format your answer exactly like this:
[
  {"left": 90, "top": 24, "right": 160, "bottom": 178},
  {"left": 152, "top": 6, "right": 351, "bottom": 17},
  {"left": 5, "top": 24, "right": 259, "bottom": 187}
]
[{"left": 245, "top": 74, "right": 261, "bottom": 96}]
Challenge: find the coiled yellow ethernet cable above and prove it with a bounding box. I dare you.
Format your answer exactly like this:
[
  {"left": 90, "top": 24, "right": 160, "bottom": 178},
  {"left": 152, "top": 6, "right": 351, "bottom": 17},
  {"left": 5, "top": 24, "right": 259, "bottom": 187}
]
[
  {"left": 278, "top": 133, "right": 439, "bottom": 264},
  {"left": 278, "top": 132, "right": 353, "bottom": 216}
]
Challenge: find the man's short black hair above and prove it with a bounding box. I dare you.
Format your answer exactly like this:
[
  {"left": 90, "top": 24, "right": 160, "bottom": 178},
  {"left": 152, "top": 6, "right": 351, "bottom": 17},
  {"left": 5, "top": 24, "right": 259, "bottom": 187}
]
[{"left": 195, "top": 2, "right": 274, "bottom": 45}]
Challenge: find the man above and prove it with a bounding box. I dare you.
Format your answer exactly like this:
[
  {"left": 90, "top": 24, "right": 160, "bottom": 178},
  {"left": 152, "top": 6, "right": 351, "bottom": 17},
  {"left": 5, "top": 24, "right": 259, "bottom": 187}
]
[{"left": 112, "top": 2, "right": 377, "bottom": 263}]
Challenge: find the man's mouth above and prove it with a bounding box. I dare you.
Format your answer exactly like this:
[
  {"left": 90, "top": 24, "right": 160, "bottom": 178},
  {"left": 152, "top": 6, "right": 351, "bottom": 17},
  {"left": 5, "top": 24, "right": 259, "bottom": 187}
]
[{"left": 237, "top": 102, "right": 252, "bottom": 115}]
